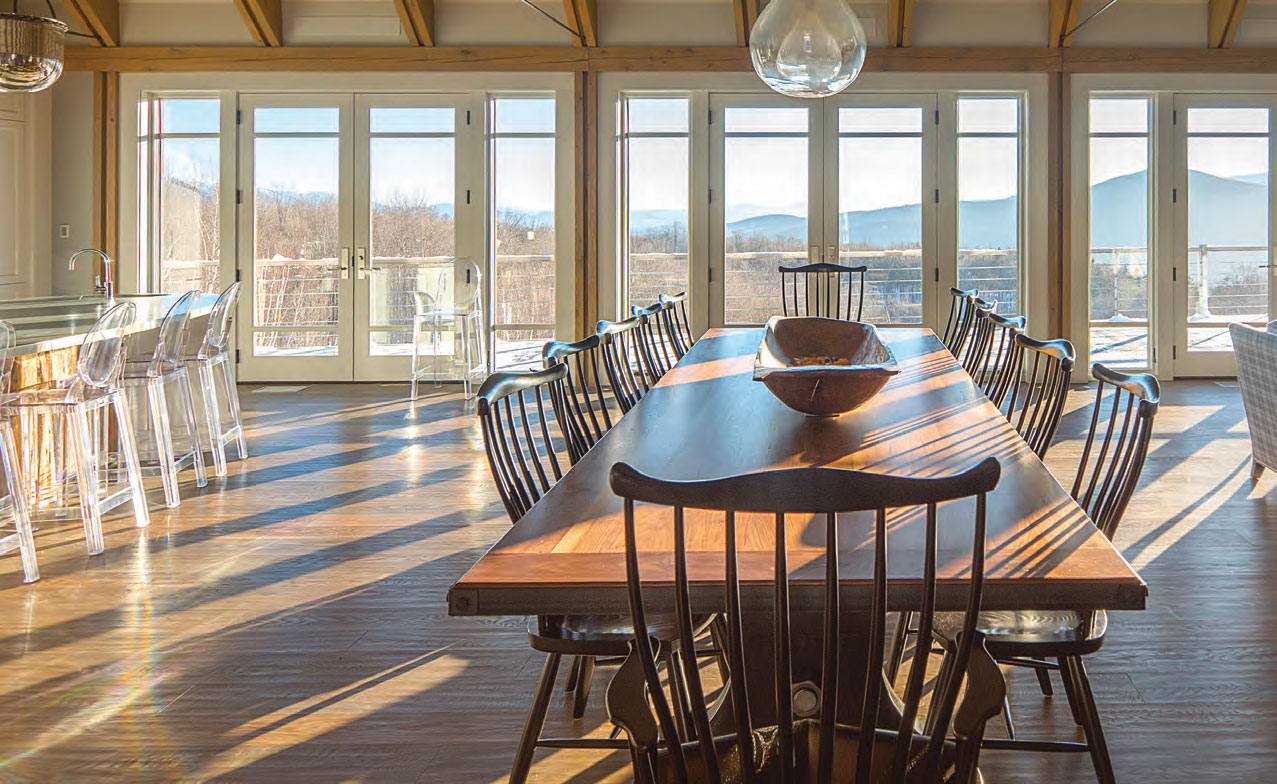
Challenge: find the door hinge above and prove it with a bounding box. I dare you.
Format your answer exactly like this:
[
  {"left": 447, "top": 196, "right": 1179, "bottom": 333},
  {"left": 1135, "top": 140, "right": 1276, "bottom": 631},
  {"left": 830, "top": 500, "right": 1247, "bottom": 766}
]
[
  {"left": 1172, "top": 109, "right": 1177, "bottom": 124},
  {"left": 935, "top": 109, "right": 940, "bottom": 124},
  {"left": 235, "top": 349, "right": 241, "bottom": 364},
  {"left": 1172, "top": 188, "right": 1177, "bottom": 203},
  {"left": 708, "top": 188, "right": 713, "bottom": 204},
  {"left": 934, "top": 268, "right": 940, "bottom": 283},
  {"left": 708, "top": 109, "right": 713, "bottom": 125},
  {"left": 934, "top": 189, "right": 939, "bottom": 204},
  {"left": 708, "top": 267, "right": 714, "bottom": 283},
  {"left": 466, "top": 268, "right": 471, "bottom": 285},
  {"left": 236, "top": 189, "right": 242, "bottom": 205},
  {"left": 1152, "top": 347, "right": 1157, "bottom": 364},
  {"left": 1173, "top": 345, "right": 1177, "bottom": 360},
  {"left": 466, "top": 110, "right": 471, "bottom": 125},
  {"left": 466, "top": 189, "right": 471, "bottom": 205},
  {"left": 235, "top": 268, "right": 241, "bottom": 282},
  {"left": 236, "top": 109, "right": 242, "bottom": 125},
  {"left": 1173, "top": 266, "right": 1177, "bottom": 282}
]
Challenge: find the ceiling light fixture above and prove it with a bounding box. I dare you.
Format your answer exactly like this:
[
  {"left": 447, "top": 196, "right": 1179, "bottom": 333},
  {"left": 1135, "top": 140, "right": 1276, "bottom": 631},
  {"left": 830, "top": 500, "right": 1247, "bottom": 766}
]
[
  {"left": 749, "top": 0, "right": 867, "bottom": 99},
  {"left": 0, "top": 0, "right": 94, "bottom": 93}
]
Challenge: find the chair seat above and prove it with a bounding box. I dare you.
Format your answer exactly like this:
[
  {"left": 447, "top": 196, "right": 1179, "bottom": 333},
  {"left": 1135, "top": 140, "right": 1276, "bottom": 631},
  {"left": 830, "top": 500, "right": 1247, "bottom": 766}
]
[
  {"left": 653, "top": 719, "right": 959, "bottom": 784},
  {"left": 933, "top": 609, "right": 1108, "bottom": 658},
  {"left": 0, "top": 384, "right": 115, "bottom": 409},
  {"left": 122, "top": 358, "right": 185, "bottom": 382},
  {"left": 529, "top": 614, "right": 714, "bottom": 656}
]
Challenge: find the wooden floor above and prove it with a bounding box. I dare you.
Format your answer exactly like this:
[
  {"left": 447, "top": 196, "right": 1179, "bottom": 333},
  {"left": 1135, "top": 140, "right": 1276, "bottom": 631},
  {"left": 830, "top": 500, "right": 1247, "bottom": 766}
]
[{"left": 0, "top": 380, "right": 1274, "bottom": 782}]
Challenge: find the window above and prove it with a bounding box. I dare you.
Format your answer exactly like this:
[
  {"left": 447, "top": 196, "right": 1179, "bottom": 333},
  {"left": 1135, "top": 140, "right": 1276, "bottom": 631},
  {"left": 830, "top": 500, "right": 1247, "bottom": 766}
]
[
  {"left": 622, "top": 96, "right": 690, "bottom": 315},
  {"left": 1088, "top": 96, "right": 1152, "bottom": 368},
  {"left": 142, "top": 96, "right": 222, "bottom": 294},
  {"left": 490, "top": 96, "right": 556, "bottom": 370},
  {"left": 957, "top": 97, "right": 1021, "bottom": 316}
]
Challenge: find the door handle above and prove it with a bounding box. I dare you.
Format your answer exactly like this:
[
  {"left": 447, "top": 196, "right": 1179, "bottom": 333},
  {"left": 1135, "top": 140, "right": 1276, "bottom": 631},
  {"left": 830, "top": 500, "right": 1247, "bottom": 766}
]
[
  {"left": 355, "top": 247, "right": 382, "bottom": 278},
  {"left": 339, "top": 248, "right": 351, "bottom": 280},
  {"left": 827, "top": 245, "right": 837, "bottom": 265}
]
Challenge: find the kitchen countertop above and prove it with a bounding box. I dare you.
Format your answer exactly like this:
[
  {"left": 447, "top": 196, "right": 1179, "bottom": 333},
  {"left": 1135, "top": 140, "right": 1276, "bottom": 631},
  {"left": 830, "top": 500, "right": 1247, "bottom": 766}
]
[{"left": 0, "top": 294, "right": 220, "bottom": 358}]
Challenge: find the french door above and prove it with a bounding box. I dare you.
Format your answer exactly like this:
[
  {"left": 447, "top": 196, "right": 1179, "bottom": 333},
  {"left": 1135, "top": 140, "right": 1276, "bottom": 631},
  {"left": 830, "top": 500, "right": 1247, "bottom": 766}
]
[
  {"left": 707, "top": 93, "right": 943, "bottom": 330},
  {"left": 236, "top": 93, "right": 479, "bottom": 382},
  {"left": 1172, "top": 94, "right": 1277, "bottom": 376}
]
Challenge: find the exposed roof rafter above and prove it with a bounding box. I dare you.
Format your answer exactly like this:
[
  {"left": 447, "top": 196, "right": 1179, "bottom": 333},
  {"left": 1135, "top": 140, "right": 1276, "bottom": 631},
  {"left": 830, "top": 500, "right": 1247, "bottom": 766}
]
[
  {"left": 393, "top": 0, "right": 435, "bottom": 46},
  {"left": 733, "top": 0, "right": 758, "bottom": 47},
  {"left": 1208, "top": 0, "right": 1248, "bottom": 48},
  {"left": 63, "top": 0, "right": 120, "bottom": 47},
  {"left": 888, "top": 0, "right": 914, "bottom": 47},
  {"left": 232, "top": 0, "right": 284, "bottom": 47},
  {"left": 1048, "top": 0, "right": 1081, "bottom": 47}
]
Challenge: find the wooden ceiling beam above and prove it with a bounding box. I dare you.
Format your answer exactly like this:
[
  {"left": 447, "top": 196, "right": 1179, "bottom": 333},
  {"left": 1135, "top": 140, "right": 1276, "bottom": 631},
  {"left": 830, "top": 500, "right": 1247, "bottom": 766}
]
[
  {"left": 563, "top": 0, "right": 598, "bottom": 47},
  {"left": 393, "top": 0, "right": 435, "bottom": 46},
  {"left": 888, "top": 0, "right": 914, "bottom": 47},
  {"left": 1208, "top": 0, "right": 1248, "bottom": 48},
  {"left": 1048, "top": 0, "right": 1081, "bottom": 47},
  {"left": 232, "top": 0, "right": 284, "bottom": 47},
  {"left": 733, "top": 0, "right": 758, "bottom": 47},
  {"left": 63, "top": 0, "right": 120, "bottom": 47}
]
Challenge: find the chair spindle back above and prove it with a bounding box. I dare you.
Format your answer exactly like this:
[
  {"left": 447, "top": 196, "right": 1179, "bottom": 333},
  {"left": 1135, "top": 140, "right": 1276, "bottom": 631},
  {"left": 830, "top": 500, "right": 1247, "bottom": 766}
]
[
  {"left": 631, "top": 303, "right": 677, "bottom": 379},
  {"left": 543, "top": 334, "right": 614, "bottom": 462},
  {"left": 941, "top": 287, "right": 979, "bottom": 357},
  {"left": 658, "top": 291, "right": 695, "bottom": 357},
  {"left": 779, "top": 262, "right": 869, "bottom": 322},
  {"left": 598, "top": 316, "right": 655, "bottom": 414},
  {"left": 992, "top": 334, "right": 1075, "bottom": 458}
]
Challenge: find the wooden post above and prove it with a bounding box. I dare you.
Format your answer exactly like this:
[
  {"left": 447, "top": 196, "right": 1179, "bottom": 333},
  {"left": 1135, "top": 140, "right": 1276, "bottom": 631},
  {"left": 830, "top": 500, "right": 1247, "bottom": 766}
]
[
  {"left": 1047, "top": 70, "right": 1072, "bottom": 341},
  {"left": 574, "top": 71, "right": 599, "bottom": 339},
  {"left": 92, "top": 71, "right": 120, "bottom": 288}
]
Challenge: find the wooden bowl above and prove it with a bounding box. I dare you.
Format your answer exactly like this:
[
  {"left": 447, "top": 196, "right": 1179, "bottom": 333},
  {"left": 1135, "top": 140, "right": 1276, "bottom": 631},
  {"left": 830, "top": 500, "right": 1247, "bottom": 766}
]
[{"left": 753, "top": 316, "right": 900, "bottom": 417}]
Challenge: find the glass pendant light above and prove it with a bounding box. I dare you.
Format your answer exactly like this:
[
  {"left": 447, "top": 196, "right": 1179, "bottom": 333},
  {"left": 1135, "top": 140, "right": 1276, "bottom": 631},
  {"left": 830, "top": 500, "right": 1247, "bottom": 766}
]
[
  {"left": 0, "top": 1, "right": 67, "bottom": 93},
  {"left": 749, "top": 0, "right": 867, "bottom": 99}
]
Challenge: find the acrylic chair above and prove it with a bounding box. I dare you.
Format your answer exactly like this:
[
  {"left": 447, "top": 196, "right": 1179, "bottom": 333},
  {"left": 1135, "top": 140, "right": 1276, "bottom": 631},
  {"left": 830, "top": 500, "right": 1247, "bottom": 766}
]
[
  {"left": 0, "top": 320, "right": 38, "bottom": 582},
  {"left": 941, "top": 287, "right": 980, "bottom": 357},
  {"left": 476, "top": 367, "right": 711, "bottom": 784},
  {"left": 119, "top": 291, "right": 207, "bottom": 508},
  {"left": 606, "top": 457, "right": 1008, "bottom": 784},
  {"left": 183, "top": 282, "right": 247, "bottom": 478},
  {"left": 1, "top": 302, "right": 150, "bottom": 557},
  {"left": 409, "top": 259, "right": 487, "bottom": 400},
  {"left": 778, "top": 261, "right": 869, "bottom": 321},
  {"left": 657, "top": 291, "right": 695, "bottom": 358},
  {"left": 927, "top": 364, "right": 1159, "bottom": 784}
]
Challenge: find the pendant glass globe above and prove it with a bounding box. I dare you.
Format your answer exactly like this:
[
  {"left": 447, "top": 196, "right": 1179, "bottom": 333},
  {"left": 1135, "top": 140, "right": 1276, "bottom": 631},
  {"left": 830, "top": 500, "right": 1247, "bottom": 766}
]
[
  {"left": 749, "top": 0, "right": 866, "bottom": 99},
  {"left": 0, "top": 14, "right": 66, "bottom": 93}
]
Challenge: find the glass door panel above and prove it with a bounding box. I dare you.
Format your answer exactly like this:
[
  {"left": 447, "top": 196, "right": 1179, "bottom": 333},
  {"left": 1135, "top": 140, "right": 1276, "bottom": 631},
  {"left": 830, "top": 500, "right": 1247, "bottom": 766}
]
[
  {"left": 622, "top": 96, "right": 690, "bottom": 315},
  {"left": 238, "top": 95, "right": 353, "bottom": 382},
  {"left": 1175, "top": 97, "right": 1276, "bottom": 376},
  {"left": 713, "top": 102, "right": 820, "bottom": 326},
  {"left": 828, "top": 98, "right": 935, "bottom": 325},
  {"left": 354, "top": 96, "right": 468, "bottom": 380},
  {"left": 957, "top": 97, "right": 1020, "bottom": 316}
]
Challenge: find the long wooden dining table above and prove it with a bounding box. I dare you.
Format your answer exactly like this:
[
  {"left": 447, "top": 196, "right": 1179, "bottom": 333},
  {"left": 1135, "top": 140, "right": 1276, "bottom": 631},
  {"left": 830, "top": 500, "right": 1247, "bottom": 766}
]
[{"left": 449, "top": 326, "right": 1147, "bottom": 724}]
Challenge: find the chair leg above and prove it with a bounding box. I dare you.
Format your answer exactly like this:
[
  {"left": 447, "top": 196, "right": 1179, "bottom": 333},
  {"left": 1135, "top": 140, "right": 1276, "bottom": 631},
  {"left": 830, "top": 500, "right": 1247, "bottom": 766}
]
[
  {"left": 198, "top": 363, "right": 228, "bottom": 478},
  {"left": 147, "top": 380, "right": 181, "bottom": 508},
  {"left": 572, "top": 655, "right": 596, "bottom": 719},
  {"left": 1065, "top": 656, "right": 1116, "bottom": 784},
  {"left": 565, "top": 655, "right": 583, "bottom": 693},
  {"left": 0, "top": 422, "right": 38, "bottom": 582},
  {"left": 1056, "top": 655, "right": 1087, "bottom": 726},
  {"left": 1000, "top": 696, "right": 1016, "bottom": 739},
  {"left": 112, "top": 396, "right": 152, "bottom": 528},
  {"left": 217, "top": 358, "right": 248, "bottom": 460},
  {"left": 66, "top": 410, "right": 104, "bottom": 555},
  {"left": 510, "top": 653, "right": 562, "bottom": 784},
  {"left": 176, "top": 372, "right": 208, "bottom": 488},
  {"left": 1034, "top": 664, "right": 1055, "bottom": 697},
  {"left": 886, "top": 610, "right": 914, "bottom": 683},
  {"left": 410, "top": 315, "right": 422, "bottom": 402},
  {"left": 1252, "top": 458, "right": 1267, "bottom": 481}
]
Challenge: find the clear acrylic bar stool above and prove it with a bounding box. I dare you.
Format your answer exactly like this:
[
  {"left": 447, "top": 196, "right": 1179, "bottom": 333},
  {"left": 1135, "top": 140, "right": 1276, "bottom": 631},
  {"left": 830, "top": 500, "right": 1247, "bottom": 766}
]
[
  {"left": 119, "top": 291, "right": 207, "bottom": 508},
  {"left": 0, "top": 320, "right": 39, "bottom": 582},
  {"left": 409, "top": 259, "right": 487, "bottom": 400},
  {"left": 1, "top": 303, "right": 150, "bottom": 556},
  {"left": 183, "top": 282, "right": 247, "bottom": 477}
]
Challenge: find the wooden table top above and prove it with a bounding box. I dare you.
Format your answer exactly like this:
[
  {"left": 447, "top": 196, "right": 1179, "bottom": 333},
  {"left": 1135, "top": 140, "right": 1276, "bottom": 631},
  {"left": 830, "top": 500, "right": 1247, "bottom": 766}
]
[{"left": 448, "top": 328, "right": 1147, "bottom": 617}]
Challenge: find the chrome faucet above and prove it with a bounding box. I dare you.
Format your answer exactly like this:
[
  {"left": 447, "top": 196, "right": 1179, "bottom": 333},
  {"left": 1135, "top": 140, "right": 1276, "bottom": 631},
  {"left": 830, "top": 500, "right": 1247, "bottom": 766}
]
[{"left": 69, "top": 249, "right": 115, "bottom": 303}]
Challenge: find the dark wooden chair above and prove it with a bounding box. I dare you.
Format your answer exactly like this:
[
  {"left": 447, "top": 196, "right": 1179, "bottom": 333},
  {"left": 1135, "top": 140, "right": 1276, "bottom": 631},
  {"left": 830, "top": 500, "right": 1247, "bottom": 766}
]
[
  {"left": 632, "top": 302, "right": 678, "bottom": 379},
  {"left": 970, "top": 311, "right": 1026, "bottom": 399},
  {"left": 606, "top": 457, "right": 1008, "bottom": 784},
  {"left": 543, "top": 335, "right": 614, "bottom": 463},
  {"left": 931, "top": 363, "right": 1159, "bottom": 784},
  {"left": 990, "top": 334, "right": 1076, "bottom": 458},
  {"left": 940, "top": 287, "right": 979, "bottom": 357},
  {"left": 958, "top": 298, "right": 999, "bottom": 378},
  {"left": 658, "top": 291, "right": 696, "bottom": 357},
  {"left": 599, "top": 316, "right": 658, "bottom": 414},
  {"left": 778, "top": 262, "right": 869, "bottom": 321}
]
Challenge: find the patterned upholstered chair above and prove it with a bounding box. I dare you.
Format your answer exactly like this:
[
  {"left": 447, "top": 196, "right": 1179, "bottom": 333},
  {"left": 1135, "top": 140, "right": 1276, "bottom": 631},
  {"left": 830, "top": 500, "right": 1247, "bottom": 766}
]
[{"left": 1231, "top": 321, "right": 1277, "bottom": 480}]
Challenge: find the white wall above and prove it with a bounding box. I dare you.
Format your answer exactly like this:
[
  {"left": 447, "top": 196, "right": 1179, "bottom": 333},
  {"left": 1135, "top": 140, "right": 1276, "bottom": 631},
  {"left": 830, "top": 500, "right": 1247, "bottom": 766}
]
[{"left": 50, "top": 73, "right": 94, "bottom": 297}]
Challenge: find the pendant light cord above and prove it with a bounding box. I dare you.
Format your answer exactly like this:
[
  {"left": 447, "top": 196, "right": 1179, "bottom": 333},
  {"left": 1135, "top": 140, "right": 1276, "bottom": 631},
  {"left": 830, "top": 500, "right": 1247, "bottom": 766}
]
[{"left": 517, "top": 0, "right": 585, "bottom": 44}]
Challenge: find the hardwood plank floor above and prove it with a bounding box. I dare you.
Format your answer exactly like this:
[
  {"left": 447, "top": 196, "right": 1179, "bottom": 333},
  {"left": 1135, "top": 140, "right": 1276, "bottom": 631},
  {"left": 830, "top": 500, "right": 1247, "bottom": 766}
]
[{"left": 0, "top": 380, "right": 1274, "bottom": 782}]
